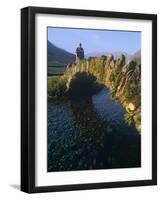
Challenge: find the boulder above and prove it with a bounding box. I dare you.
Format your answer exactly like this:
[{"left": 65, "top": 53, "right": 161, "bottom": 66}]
[
  {"left": 106, "top": 54, "right": 114, "bottom": 63},
  {"left": 116, "top": 54, "right": 126, "bottom": 67},
  {"left": 122, "top": 64, "right": 129, "bottom": 73},
  {"left": 110, "top": 60, "right": 115, "bottom": 68},
  {"left": 128, "top": 103, "right": 136, "bottom": 111}
]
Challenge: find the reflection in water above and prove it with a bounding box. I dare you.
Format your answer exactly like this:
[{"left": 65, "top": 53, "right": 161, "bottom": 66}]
[{"left": 48, "top": 87, "right": 141, "bottom": 172}]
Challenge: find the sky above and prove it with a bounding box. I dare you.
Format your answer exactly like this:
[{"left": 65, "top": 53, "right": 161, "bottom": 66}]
[{"left": 48, "top": 27, "right": 141, "bottom": 56}]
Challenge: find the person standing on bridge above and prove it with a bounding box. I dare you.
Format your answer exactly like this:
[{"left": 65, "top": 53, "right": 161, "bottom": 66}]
[{"left": 76, "top": 43, "right": 85, "bottom": 63}]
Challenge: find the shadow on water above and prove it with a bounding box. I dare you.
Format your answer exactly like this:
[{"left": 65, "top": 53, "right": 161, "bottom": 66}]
[{"left": 48, "top": 86, "right": 141, "bottom": 172}]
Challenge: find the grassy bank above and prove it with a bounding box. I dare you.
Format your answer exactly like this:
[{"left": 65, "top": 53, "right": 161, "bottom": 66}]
[
  {"left": 48, "top": 64, "right": 67, "bottom": 76},
  {"left": 48, "top": 76, "right": 67, "bottom": 98}
]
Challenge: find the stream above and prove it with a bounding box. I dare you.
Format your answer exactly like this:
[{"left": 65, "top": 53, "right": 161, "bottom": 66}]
[{"left": 48, "top": 87, "right": 141, "bottom": 172}]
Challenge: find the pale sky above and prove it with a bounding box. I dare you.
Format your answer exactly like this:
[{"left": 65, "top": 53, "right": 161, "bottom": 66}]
[{"left": 48, "top": 27, "right": 141, "bottom": 55}]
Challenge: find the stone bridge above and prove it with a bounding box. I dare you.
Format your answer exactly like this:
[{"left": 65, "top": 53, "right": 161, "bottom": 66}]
[{"left": 62, "top": 54, "right": 141, "bottom": 132}]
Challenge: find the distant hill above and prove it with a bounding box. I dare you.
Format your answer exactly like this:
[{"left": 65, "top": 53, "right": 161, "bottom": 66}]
[
  {"left": 130, "top": 49, "right": 141, "bottom": 64},
  {"left": 86, "top": 51, "right": 131, "bottom": 60},
  {"left": 48, "top": 41, "right": 75, "bottom": 65}
]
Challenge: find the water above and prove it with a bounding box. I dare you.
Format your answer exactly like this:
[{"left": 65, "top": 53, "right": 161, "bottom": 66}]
[
  {"left": 93, "top": 87, "right": 129, "bottom": 127},
  {"left": 48, "top": 87, "right": 141, "bottom": 172}
]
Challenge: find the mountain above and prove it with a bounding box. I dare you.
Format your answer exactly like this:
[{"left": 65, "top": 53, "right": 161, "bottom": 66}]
[
  {"left": 86, "top": 51, "right": 131, "bottom": 60},
  {"left": 130, "top": 49, "right": 141, "bottom": 64},
  {"left": 48, "top": 41, "right": 75, "bottom": 65}
]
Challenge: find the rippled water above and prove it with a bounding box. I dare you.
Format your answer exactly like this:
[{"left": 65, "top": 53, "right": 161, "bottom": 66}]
[{"left": 48, "top": 87, "right": 141, "bottom": 172}]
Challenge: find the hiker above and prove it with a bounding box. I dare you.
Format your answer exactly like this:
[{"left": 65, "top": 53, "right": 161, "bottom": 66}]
[{"left": 76, "top": 43, "right": 84, "bottom": 63}]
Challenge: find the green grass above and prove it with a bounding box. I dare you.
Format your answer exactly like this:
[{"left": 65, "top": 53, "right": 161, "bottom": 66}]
[
  {"left": 48, "top": 64, "right": 67, "bottom": 75},
  {"left": 48, "top": 76, "right": 67, "bottom": 97}
]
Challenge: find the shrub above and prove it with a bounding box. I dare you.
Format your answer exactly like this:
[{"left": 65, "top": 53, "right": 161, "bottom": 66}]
[
  {"left": 110, "top": 89, "right": 116, "bottom": 100},
  {"left": 124, "top": 113, "right": 134, "bottom": 126}
]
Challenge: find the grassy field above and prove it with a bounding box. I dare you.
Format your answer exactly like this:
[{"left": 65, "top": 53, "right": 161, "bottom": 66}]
[
  {"left": 48, "top": 64, "right": 67, "bottom": 76},
  {"left": 48, "top": 75, "right": 67, "bottom": 99}
]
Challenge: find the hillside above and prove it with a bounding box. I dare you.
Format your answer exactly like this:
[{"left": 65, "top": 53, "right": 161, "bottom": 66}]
[{"left": 48, "top": 41, "right": 75, "bottom": 65}]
